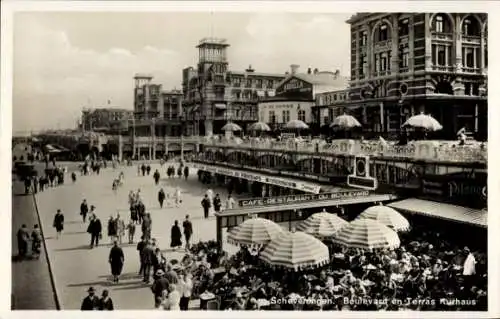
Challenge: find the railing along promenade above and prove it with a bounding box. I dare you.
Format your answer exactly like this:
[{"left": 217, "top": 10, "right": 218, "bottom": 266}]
[{"left": 115, "top": 135, "right": 488, "bottom": 165}]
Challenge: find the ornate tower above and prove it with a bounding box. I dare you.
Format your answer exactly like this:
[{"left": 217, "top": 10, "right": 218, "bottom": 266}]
[{"left": 196, "top": 38, "right": 230, "bottom": 136}]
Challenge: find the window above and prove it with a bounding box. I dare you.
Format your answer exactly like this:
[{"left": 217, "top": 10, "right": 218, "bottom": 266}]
[
  {"left": 282, "top": 110, "right": 290, "bottom": 123},
  {"left": 379, "top": 24, "right": 388, "bottom": 41},
  {"left": 360, "top": 54, "right": 368, "bottom": 76},
  {"left": 399, "top": 19, "right": 409, "bottom": 36},
  {"left": 246, "top": 79, "right": 252, "bottom": 87},
  {"left": 463, "top": 18, "right": 472, "bottom": 36},
  {"left": 256, "top": 79, "right": 263, "bottom": 88},
  {"left": 298, "top": 110, "right": 306, "bottom": 122},
  {"left": 375, "top": 54, "right": 380, "bottom": 72},
  {"left": 463, "top": 47, "right": 474, "bottom": 67},
  {"left": 437, "top": 46, "right": 446, "bottom": 66},
  {"left": 485, "top": 46, "right": 488, "bottom": 68},
  {"left": 464, "top": 83, "right": 472, "bottom": 96},
  {"left": 269, "top": 110, "right": 276, "bottom": 124},
  {"left": 361, "top": 31, "right": 368, "bottom": 46},
  {"left": 400, "top": 47, "right": 409, "bottom": 68},
  {"left": 328, "top": 109, "right": 334, "bottom": 122},
  {"left": 435, "top": 15, "right": 443, "bottom": 33}
]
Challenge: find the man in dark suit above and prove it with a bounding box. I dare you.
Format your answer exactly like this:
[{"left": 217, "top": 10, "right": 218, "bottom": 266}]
[
  {"left": 87, "top": 216, "right": 102, "bottom": 249},
  {"left": 136, "top": 236, "right": 146, "bottom": 275},
  {"left": 80, "top": 199, "right": 89, "bottom": 223},
  {"left": 81, "top": 286, "right": 100, "bottom": 310},
  {"left": 182, "top": 215, "right": 193, "bottom": 251},
  {"left": 141, "top": 241, "right": 154, "bottom": 283}
]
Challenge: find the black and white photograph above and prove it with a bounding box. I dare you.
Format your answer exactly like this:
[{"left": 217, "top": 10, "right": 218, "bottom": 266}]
[{"left": 3, "top": 1, "right": 496, "bottom": 316}]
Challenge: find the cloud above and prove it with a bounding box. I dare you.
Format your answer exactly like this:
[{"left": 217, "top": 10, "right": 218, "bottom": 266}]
[{"left": 13, "top": 19, "right": 182, "bottom": 132}]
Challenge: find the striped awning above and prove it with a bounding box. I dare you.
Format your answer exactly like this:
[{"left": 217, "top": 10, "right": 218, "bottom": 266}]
[
  {"left": 357, "top": 205, "right": 410, "bottom": 232},
  {"left": 296, "top": 212, "right": 348, "bottom": 239},
  {"left": 260, "top": 231, "right": 330, "bottom": 271},
  {"left": 388, "top": 198, "right": 487, "bottom": 228},
  {"left": 227, "top": 217, "right": 284, "bottom": 247},
  {"left": 332, "top": 219, "right": 401, "bottom": 251}
]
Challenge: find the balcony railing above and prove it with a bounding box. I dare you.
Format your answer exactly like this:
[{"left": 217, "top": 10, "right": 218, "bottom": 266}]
[
  {"left": 116, "top": 135, "right": 487, "bottom": 164},
  {"left": 461, "top": 67, "right": 481, "bottom": 74},
  {"left": 462, "top": 35, "right": 481, "bottom": 44},
  {"left": 432, "top": 65, "right": 454, "bottom": 72},
  {"left": 431, "top": 31, "right": 453, "bottom": 41}
]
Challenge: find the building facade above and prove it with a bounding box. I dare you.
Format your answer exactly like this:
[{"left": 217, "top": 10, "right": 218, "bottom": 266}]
[
  {"left": 80, "top": 107, "right": 133, "bottom": 134},
  {"left": 259, "top": 65, "right": 348, "bottom": 131},
  {"left": 182, "top": 38, "right": 286, "bottom": 136},
  {"left": 314, "top": 88, "right": 350, "bottom": 127},
  {"left": 327, "top": 13, "right": 487, "bottom": 140}
]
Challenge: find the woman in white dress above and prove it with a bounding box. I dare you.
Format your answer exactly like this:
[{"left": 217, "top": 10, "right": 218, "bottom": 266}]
[
  {"left": 174, "top": 187, "right": 182, "bottom": 207},
  {"left": 165, "top": 284, "right": 181, "bottom": 310},
  {"left": 206, "top": 189, "right": 214, "bottom": 216}
]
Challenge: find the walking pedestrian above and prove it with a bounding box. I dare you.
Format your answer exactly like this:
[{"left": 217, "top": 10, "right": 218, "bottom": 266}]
[
  {"left": 53, "top": 209, "right": 64, "bottom": 239},
  {"left": 225, "top": 194, "right": 236, "bottom": 210},
  {"left": 107, "top": 216, "right": 117, "bottom": 244},
  {"left": 165, "top": 284, "right": 181, "bottom": 310},
  {"left": 174, "top": 187, "right": 182, "bottom": 207},
  {"left": 146, "top": 164, "right": 151, "bottom": 175},
  {"left": 116, "top": 214, "right": 125, "bottom": 244},
  {"left": 87, "top": 215, "right": 102, "bottom": 249},
  {"left": 80, "top": 199, "right": 89, "bottom": 223},
  {"left": 16, "top": 224, "right": 30, "bottom": 258},
  {"left": 182, "top": 215, "right": 193, "bottom": 251},
  {"left": 141, "top": 164, "right": 146, "bottom": 176},
  {"left": 108, "top": 240, "right": 124, "bottom": 283},
  {"left": 170, "top": 220, "right": 182, "bottom": 251},
  {"left": 177, "top": 166, "right": 182, "bottom": 179},
  {"left": 142, "top": 213, "right": 152, "bottom": 241},
  {"left": 201, "top": 195, "right": 211, "bottom": 219},
  {"left": 81, "top": 287, "right": 100, "bottom": 310},
  {"left": 136, "top": 236, "right": 146, "bottom": 276},
  {"left": 158, "top": 188, "right": 166, "bottom": 208},
  {"left": 141, "top": 240, "right": 154, "bottom": 283},
  {"left": 71, "top": 171, "right": 77, "bottom": 183},
  {"left": 99, "top": 289, "right": 114, "bottom": 310},
  {"left": 183, "top": 166, "right": 189, "bottom": 180},
  {"left": 151, "top": 269, "right": 169, "bottom": 306},
  {"left": 31, "top": 224, "right": 42, "bottom": 259},
  {"left": 153, "top": 169, "right": 160, "bottom": 185},
  {"left": 213, "top": 194, "right": 222, "bottom": 214},
  {"left": 126, "top": 220, "right": 136, "bottom": 244}
]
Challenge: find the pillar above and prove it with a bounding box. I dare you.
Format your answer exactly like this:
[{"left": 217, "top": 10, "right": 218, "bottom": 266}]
[
  {"left": 424, "top": 13, "right": 432, "bottom": 70},
  {"left": 391, "top": 14, "right": 399, "bottom": 73},
  {"left": 455, "top": 15, "right": 463, "bottom": 72},
  {"left": 118, "top": 135, "right": 123, "bottom": 162},
  {"left": 408, "top": 15, "right": 415, "bottom": 71},
  {"left": 480, "top": 30, "right": 485, "bottom": 70},
  {"left": 216, "top": 216, "right": 223, "bottom": 249},
  {"left": 355, "top": 29, "right": 360, "bottom": 79},
  {"left": 180, "top": 135, "right": 184, "bottom": 160}
]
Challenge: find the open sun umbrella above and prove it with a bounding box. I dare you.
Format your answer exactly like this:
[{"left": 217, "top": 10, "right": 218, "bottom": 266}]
[
  {"left": 402, "top": 112, "right": 443, "bottom": 131},
  {"left": 296, "top": 211, "right": 348, "bottom": 239},
  {"left": 260, "top": 231, "right": 330, "bottom": 271},
  {"left": 285, "top": 120, "right": 309, "bottom": 130},
  {"left": 249, "top": 121, "right": 271, "bottom": 132},
  {"left": 222, "top": 122, "right": 242, "bottom": 132},
  {"left": 357, "top": 205, "right": 410, "bottom": 232},
  {"left": 227, "top": 217, "right": 284, "bottom": 247},
  {"left": 332, "top": 219, "right": 400, "bottom": 251},
  {"left": 330, "top": 113, "right": 362, "bottom": 129}
]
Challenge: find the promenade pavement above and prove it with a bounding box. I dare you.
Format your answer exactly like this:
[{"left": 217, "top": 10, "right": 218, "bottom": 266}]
[{"left": 35, "top": 163, "right": 238, "bottom": 310}]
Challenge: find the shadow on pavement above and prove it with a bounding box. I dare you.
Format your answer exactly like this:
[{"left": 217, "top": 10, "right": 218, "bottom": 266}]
[
  {"left": 98, "top": 272, "right": 141, "bottom": 281},
  {"left": 54, "top": 244, "right": 94, "bottom": 252},
  {"left": 12, "top": 255, "right": 40, "bottom": 262},
  {"left": 67, "top": 279, "right": 140, "bottom": 288},
  {"left": 64, "top": 231, "right": 88, "bottom": 235},
  {"left": 113, "top": 283, "right": 151, "bottom": 291}
]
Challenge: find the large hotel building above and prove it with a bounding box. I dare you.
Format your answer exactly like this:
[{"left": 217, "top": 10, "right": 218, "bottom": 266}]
[{"left": 316, "top": 13, "right": 487, "bottom": 140}]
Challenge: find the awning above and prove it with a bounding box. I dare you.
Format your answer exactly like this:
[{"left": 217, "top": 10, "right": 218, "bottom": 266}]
[
  {"left": 388, "top": 198, "right": 487, "bottom": 228},
  {"left": 190, "top": 162, "right": 323, "bottom": 194},
  {"left": 214, "top": 103, "right": 226, "bottom": 109},
  {"left": 219, "top": 193, "right": 396, "bottom": 217}
]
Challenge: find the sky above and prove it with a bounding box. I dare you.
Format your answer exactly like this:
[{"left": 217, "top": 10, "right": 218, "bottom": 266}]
[{"left": 12, "top": 11, "right": 352, "bottom": 132}]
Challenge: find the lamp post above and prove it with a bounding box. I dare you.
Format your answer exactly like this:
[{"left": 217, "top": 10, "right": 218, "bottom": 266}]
[{"left": 150, "top": 117, "right": 157, "bottom": 161}]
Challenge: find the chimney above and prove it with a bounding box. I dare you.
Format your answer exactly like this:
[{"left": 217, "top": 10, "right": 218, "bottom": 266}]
[
  {"left": 307, "top": 67, "right": 312, "bottom": 74},
  {"left": 313, "top": 68, "right": 319, "bottom": 74},
  {"left": 246, "top": 64, "right": 255, "bottom": 73},
  {"left": 290, "top": 64, "right": 300, "bottom": 75}
]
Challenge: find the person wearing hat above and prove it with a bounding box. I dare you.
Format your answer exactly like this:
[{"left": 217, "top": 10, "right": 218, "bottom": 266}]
[
  {"left": 151, "top": 269, "right": 169, "bottom": 306},
  {"left": 87, "top": 213, "right": 102, "bottom": 249},
  {"left": 141, "top": 240, "right": 155, "bottom": 283},
  {"left": 81, "top": 287, "right": 100, "bottom": 310},
  {"left": 80, "top": 199, "right": 89, "bottom": 223},
  {"left": 99, "top": 289, "right": 114, "bottom": 310},
  {"left": 52, "top": 209, "right": 65, "bottom": 239}
]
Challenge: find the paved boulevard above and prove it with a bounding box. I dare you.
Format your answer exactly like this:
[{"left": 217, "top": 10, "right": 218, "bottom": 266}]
[{"left": 35, "top": 163, "right": 238, "bottom": 310}]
